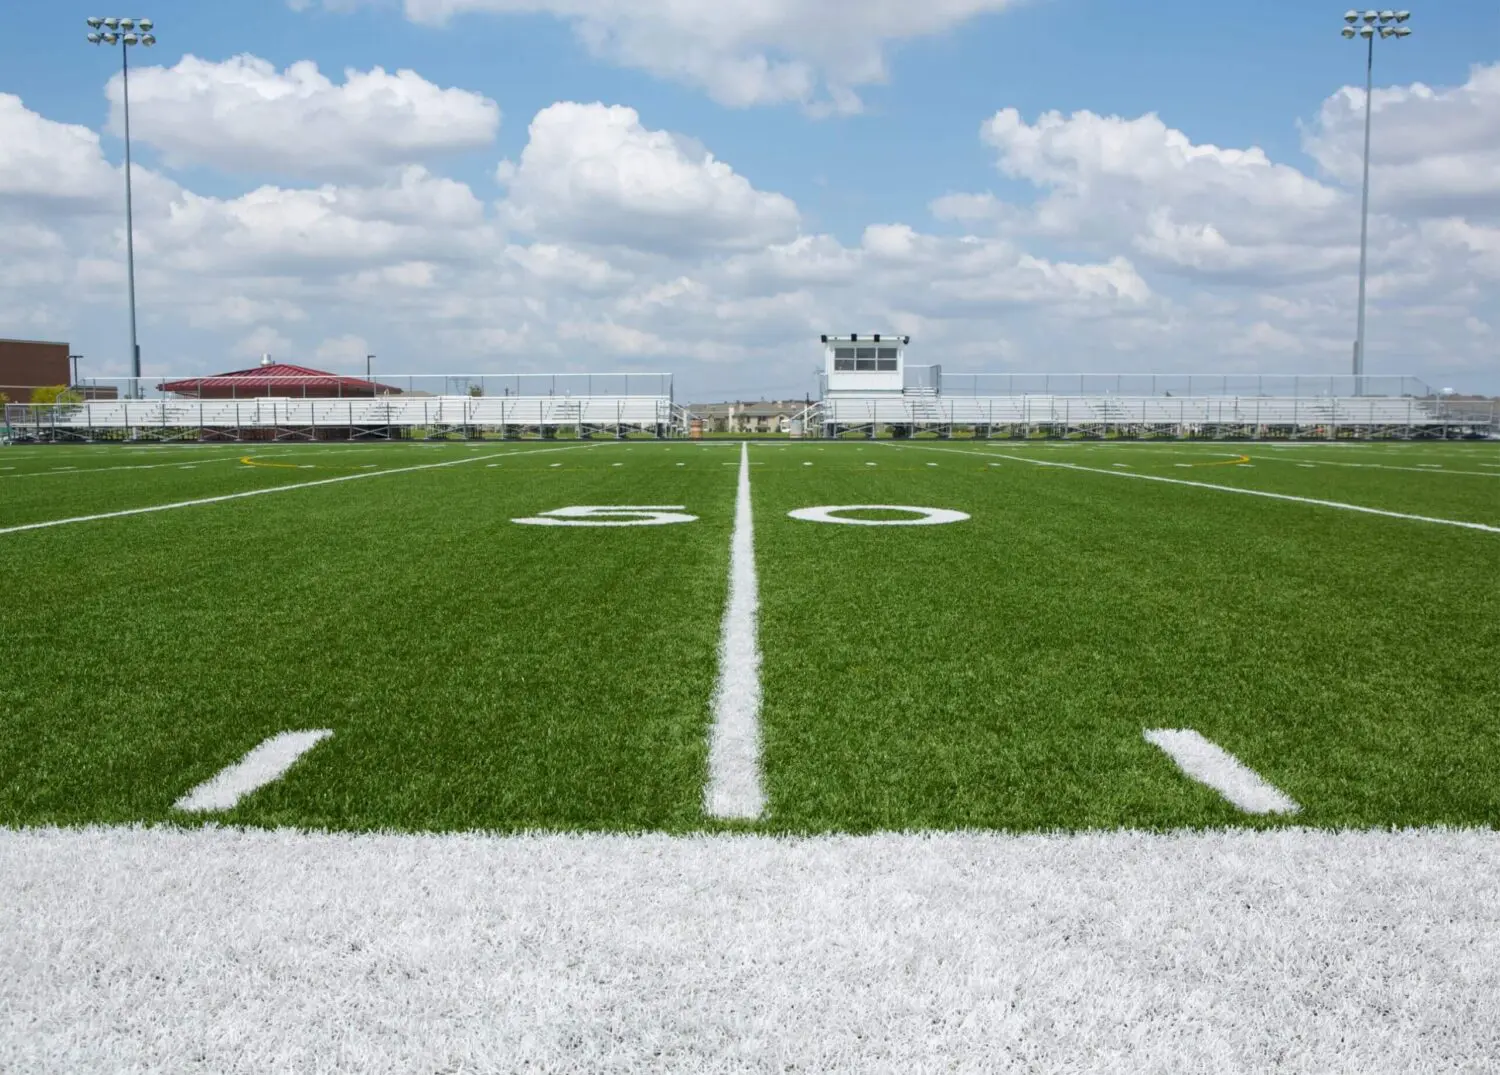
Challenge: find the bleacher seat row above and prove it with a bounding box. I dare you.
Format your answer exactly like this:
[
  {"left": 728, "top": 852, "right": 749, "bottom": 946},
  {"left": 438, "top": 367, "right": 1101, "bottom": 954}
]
[
  {"left": 821, "top": 394, "right": 1450, "bottom": 428},
  {"left": 12, "top": 395, "right": 674, "bottom": 431}
]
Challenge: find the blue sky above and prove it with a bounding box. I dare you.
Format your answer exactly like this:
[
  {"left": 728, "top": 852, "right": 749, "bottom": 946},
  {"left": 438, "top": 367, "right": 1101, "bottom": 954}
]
[{"left": 1, "top": 1, "right": 1496, "bottom": 399}]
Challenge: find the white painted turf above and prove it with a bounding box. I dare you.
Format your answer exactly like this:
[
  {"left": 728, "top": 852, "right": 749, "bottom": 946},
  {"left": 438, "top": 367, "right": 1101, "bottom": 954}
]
[
  {"left": 173, "top": 730, "right": 333, "bottom": 813},
  {"left": 1144, "top": 729, "right": 1300, "bottom": 815},
  {"left": 705, "top": 441, "right": 765, "bottom": 819},
  {"left": 3, "top": 826, "right": 1499, "bottom": 1073}
]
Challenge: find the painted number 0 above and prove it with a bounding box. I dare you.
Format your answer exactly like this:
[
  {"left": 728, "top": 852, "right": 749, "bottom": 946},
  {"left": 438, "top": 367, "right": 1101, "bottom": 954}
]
[
  {"left": 512, "top": 505, "right": 700, "bottom": 527},
  {"left": 513, "top": 505, "right": 968, "bottom": 527},
  {"left": 788, "top": 505, "right": 970, "bottom": 526}
]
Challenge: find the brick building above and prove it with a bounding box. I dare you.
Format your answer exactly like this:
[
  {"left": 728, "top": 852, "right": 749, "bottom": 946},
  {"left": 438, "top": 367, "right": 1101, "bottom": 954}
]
[{"left": 0, "top": 339, "right": 70, "bottom": 403}]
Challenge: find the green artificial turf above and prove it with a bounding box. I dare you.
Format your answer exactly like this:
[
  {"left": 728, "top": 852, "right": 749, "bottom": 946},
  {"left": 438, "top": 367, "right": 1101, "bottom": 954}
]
[
  {"left": 1, "top": 442, "right": 734, "bottom": 831},
  {"left": 1, "top": 438, "right": 1496, "bottom": 833}
]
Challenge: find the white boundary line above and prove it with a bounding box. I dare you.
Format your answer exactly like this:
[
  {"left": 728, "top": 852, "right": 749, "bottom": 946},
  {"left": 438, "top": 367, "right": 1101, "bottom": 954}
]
[
  {"left": 0, "top": 457, "right": 244, "bottom": 479},
  {"left": 1144, "top": 729, "right": 1300, "bottom": 815},
  {"left": 5, "top": 825, "right": 1498, "bottom": 1073},
  {"left": 705, "top": 441, "right": 766, "bottom": 820},
  {"left": 0, "top": 443, "right": 601, "bottom": 536},
  {"left": 884, "top": 443, "right": 1500, "bottom": 534},
  {"left": 174, "top": 730, "right": 334, "bottom": 812},
  {"left": 1249, "top": 456, "right": 1500, "bottom": 478}
]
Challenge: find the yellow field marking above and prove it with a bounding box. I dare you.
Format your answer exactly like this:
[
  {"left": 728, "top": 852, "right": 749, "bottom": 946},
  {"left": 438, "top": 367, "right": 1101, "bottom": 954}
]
[
  {"left": 1189, "top": 454, "right": 1251, "bottom": 468},
  {"left": 239, "top": 455, "right": 305, "bottom": 470}
]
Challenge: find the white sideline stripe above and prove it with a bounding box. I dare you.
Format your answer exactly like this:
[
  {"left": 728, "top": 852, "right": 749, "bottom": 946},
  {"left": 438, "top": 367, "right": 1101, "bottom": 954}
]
[
  {"left": 886, "top": 443, "right": 1500, "bottom": 534},
  {"left": 1, "top": 457, "right": 242, "bottom": 479},
  {"left": 705, "top": 441, "right": 765, "bottom": 820},
  {"left": 1144, "top": 729, "right": 1300, "bottom": 815},
  {"left": 0, "top": 443, "right": 600, "bottom": 537},
  {"left": 5, "top": 826, "right": 1500, "bottom": 1074},
  {"left": 1257, "top": 456, "right": 1500, "bottom": 478},
  {"left": 173, "top": 730, "right": 333, "bottom": 813}
]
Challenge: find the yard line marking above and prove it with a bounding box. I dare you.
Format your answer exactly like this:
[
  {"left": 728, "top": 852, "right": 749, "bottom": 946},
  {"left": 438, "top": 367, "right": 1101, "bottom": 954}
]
[
  {"left": 1, "top": 456, "right": 244, "bottom": 479},
  {"left": 174, "top": 730, "right": 333, "bottom": 813},
  {"left": 705, "top": 441, "right": 765, "bottom": 820},
  {"left": 1144, "top": 729, "right": 1300, "bottom": 815},
  {"left": 0, "top": 443, "right": 601, "bottom": 537},
  {"left": 1253, "top": 456, "right": 1500, "bottom": 478},
  {"left": 886, "top": 444, "right": 1500, "bottom": 535}
]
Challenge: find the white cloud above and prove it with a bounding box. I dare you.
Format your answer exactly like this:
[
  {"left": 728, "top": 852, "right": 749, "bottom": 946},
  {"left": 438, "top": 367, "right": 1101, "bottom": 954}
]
[
  {"left": 4, "top": 61, "right": 1498, "bottom": 395},
  {"left": 108, "top": 55, "right": 500, "bottom": 179},
  {"left": 233, "top": 325, "right": 295, "bottom": 360},
  {"left": 1303, "top": 62, "right": 1500, "bottom": 220},
  {"left": 502, "top": 102, "right": 799, "bottom": 254},
  {"left": 294, "top": 0, "right": 1024, "bottom": 113},
  {"left": 0, "top": 93, "right": 118, "bottom": 206},
  {"left": 148, "top": 166, "right": 491, "bottom": 275},
  {"left": 314, "top": 334, "right": 374, "bottom": 365},
  {"left": 974, "top": 107, "right": 1354, "bottom": 285}
]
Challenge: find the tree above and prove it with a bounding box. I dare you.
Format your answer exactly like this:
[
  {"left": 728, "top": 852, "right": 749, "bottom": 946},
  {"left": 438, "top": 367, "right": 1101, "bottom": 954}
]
[
  {"left": 468, "top": 383, "right": 485, "bottom": 397},
  {"left": 29, "top": 385, "right": 83, "bottom": 406}
]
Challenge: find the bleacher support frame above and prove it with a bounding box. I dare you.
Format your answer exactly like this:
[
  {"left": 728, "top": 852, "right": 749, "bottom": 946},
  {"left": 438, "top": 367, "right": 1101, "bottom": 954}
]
[
  {"left": 4, "top": 393, "right": 690, "bottom": 444},
  {"left": 813, "top": 369, "right": 1496, "bottom": 442}
]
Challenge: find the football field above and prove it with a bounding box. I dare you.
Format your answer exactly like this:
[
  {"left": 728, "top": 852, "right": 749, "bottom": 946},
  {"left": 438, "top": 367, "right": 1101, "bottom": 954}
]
[
  {"left": 3, "top": 437, "right": 1498, "bottom": 833},
  {"left": 3, "top": 437, "right": 1499, "bottom": 1071}
]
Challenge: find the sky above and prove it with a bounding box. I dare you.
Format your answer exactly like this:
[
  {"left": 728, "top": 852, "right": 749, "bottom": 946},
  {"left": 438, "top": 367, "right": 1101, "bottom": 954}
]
[{"left": 0, "top": 1, "right": 1496, "bottom": 401}]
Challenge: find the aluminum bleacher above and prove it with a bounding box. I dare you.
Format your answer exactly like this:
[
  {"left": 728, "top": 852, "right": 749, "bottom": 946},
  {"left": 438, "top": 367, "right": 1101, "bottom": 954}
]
[
  {"left": 817, "top": 392, "right": 1484, "bottom": 439},
  {"left": 5, "top": 394, "right": 682, "bottom": 442}
]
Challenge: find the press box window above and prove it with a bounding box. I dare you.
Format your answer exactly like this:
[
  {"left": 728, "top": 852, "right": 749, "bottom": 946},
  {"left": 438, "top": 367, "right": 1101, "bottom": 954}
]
[
  {"left": 833, "top": 346, "right": 856, "bottom": 371},
  {"left": 877, "top": 347, "right": 898, "bottom": 371},
  {"left": 855, "top": 347, "right": 878, "bottom": 371}
]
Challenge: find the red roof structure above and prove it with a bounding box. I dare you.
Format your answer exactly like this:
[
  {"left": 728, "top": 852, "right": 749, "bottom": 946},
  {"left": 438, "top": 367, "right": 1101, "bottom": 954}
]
[{"left": 157, "top": 362, "right": 402, "bottom": 399}]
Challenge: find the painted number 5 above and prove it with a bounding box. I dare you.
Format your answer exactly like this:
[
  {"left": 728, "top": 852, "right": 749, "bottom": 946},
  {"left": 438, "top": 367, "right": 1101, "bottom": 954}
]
[{"left": 512, "top": 505, "right": 699, "bottom": 527}]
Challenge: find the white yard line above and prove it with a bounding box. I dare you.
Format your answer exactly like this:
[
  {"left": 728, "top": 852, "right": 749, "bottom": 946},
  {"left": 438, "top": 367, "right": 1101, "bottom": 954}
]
[
  {"left": 1249, "top": 455, "right": 1500, "bottom": 478},
  {"left": 174, "top": 731, "right": 333, "bottom": 812},
  {"left": 3, "top": 826, "right": 1499, "bottom": 1074},
  {"left": 0, "top": 457, "right": 244, "bottom": 479},
  {"left": 705, "top": 441, "right": 765, "bottom": 820},
  {"left": 886, "top": 443, "right": 1500, "bottom": 535},
  {"left": 1144, "top": 729, "right": 1300, "bottom": 814},
  {"left": 0, "top": 443, "right": 601, "bottom": 537}
]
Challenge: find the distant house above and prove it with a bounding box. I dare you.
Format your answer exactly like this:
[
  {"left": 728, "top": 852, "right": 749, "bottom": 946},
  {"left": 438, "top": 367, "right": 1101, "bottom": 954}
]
[
  {"left": 689, "top": 400, "right": 805, "bottom": 434},
  {"left": 158, "top": 357, "right": 401, "bottom": 399}
]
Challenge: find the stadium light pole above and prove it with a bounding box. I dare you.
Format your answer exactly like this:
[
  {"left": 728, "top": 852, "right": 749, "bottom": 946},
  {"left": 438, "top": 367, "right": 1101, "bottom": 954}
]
[
  {"left": 86, "top": 17, "right": 156, "bottom": 399},
  {"left": 366, "top": 354, "right": 375, "bottom": 397},
  {"left": 1341, "top": 9, "right": 1411, "bottom": 397}
]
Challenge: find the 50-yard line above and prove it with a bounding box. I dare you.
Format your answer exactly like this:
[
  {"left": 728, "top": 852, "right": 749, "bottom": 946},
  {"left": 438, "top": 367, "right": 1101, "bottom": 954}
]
[{"left": 705, "top": 441, "right": 766, "bottom": 820}]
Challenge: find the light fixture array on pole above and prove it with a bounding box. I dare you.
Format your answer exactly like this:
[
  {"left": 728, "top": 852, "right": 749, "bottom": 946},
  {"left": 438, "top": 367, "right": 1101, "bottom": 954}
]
[
  {"left": 86, "top": 17, "right": 156, "bottom": 399},
  {"left": 1340, "top": 9, "right": 1411, "bottom": 397}
]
